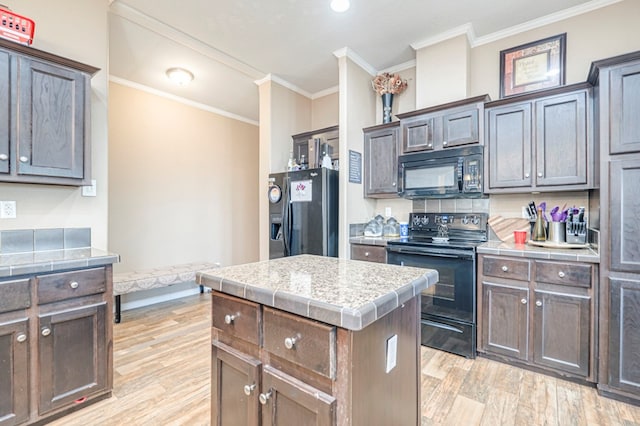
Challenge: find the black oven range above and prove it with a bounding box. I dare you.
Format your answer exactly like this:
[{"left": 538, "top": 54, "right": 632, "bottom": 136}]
[{"left": 386, "top": 212, "right": 488, "bottom": 358}]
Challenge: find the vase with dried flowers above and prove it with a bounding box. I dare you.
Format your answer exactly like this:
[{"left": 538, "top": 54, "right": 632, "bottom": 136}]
[{"left": 371, "top": 72, "right": 408, "bottom": 123}]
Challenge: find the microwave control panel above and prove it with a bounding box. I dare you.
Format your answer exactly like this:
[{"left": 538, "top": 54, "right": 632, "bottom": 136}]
[{"left": 464, "top": 158, "right": 482, "bottom": 191}]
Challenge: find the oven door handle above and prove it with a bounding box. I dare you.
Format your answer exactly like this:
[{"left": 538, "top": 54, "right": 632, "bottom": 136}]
[
  {"left": 423, "top": 320, "right": 464, "bottom": 333},
  {"left": 386, "top": 246, "right": 474, "bottom": 260}
]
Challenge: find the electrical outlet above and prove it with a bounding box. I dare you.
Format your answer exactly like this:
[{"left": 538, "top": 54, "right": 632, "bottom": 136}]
[
  {"left": 385, "top": 207, "right": 392, "bottom": 217},
  {"left": 0, "top": 201, "right": 16, "bottom": 219},
  {"left": 81, "top": 179, "right": 97, "bottom": 197}
]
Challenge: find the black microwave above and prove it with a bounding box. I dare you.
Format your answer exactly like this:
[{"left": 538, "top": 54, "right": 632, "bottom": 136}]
[{"left": 398, "top": 145, "right": 484, "bottom": 198}]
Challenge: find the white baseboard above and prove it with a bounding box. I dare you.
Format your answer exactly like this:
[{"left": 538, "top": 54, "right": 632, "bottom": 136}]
[{"left": 119, "top": 285, "right": 209, "bottom": 312}]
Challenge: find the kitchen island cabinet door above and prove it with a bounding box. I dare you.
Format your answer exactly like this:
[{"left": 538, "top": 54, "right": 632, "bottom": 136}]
[
  {"left": 481, "top": 282, "right": 529, "bottom": 360},
  {"left": 260, "top": 365, "right": 335, "bottom": 426},
  {"left": 0, "top": 318, "right": 29, "bottom": 426},
  {"left": 608, "top": 278, "right": 640, "bottom": 394},
  {"left": 211, "top": 341, "right": 261, "bottom": 426},
  {"left": 17, "top": 57, "right": 88, "bottom": 181},
  {"left": 38, "top": 302, "right": 107, "bottom": 414},
  {"left": 0, "top": 49, "right": 8, "bottom": 174},
  {"left": 487, "top": 102, "right": 532, "bottom": 190},
  {"left": 535, "top": 91, "right": 588, "bottom": 187},
  {"left": 610, "top": 158, "right": 640, "bottom": 273},
  {"left": 533, "top": 290, "right": 590, "bottom": 377},
  {"left": 364, "top": 124, "right": 398, "bottom": 198},
  {"left": 609, "top": 60, "right": 640, "bottom": 154}
]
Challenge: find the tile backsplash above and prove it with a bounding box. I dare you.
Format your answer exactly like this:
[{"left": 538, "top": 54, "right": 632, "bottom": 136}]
[
  {"left": 0, "top": 228, "right": 91, "bottom": 254},
  {"left": 412, "top": 197, "right": 490, "bottom": 214}
]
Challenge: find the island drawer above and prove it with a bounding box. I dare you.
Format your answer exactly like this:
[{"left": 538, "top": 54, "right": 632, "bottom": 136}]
[
  {"left": 211, "top": 292, "right": 261, "bottom": 345},
  {"left": 482, "top": 256, "right": 530, "bottom": 281},
  {"left": 263, "top": 307, "right": 336, "bottom": 379},
  {"left": 350, "top": 244, "right": 387, "bottom": 263},
  {"left": 0, "top": 278, "right": 31, "bottom": 313},
  {"left": 534, "top": 261, "right": 592, "bottom": 288},
  {"left": 37, "top": 267, "right": 106, "bottom": 305}
]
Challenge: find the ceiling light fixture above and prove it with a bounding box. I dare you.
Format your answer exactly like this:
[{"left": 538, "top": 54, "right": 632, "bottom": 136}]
[
  {"left": 330, "top": 0, "right": 350, "bottom": 13},
  {"left": 166, "top": 67, "right": 194, "bottom": 86}
]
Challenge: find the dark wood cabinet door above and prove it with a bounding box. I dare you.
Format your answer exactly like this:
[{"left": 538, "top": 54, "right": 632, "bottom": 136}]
[
  {"left": 17, "top": 57, "right": 87, "bottom": 180},
  {"left": 481, "top": 282, "right": 529, "bottom": 360},
  {"left": 211, "top": 341, "right": 261, "bottom": 426},
  {"left": 0, "top": 49, "right": 9, "bottom": 174},
  {"left": 487, "top": 102, "right": 532, "bottom": 189},
  {"left": 610, "top": 158, "right": 640, "bottom": 273},
  {"left": 401, "top": 115, "right": 435, "bottom": 154},
  {"left": 442, "top": 107, "right": 479, "bottom": 148},
  {"left": 609, "top": 60, "right": 640, "bottom": 154},
  {"left": 261, "top": 365, "right": 335, "bottom": 426},
  {"left": 0, "top": 317, "right": 29, "bottom": 426},
  {"left": 364, "top": 125, "right": 398, "bottom": 197},
  {"left": 533, "top": 290, "right": 590, "bottom": 377},
  {"left": 535, "top": 91, "right": 588, "bottom": 187},
  {"left": 609, "top": 278, "right": 640, "bottom": 393},
  {"left": 38, "top": 302, "right": 107, "bottom": 414}
]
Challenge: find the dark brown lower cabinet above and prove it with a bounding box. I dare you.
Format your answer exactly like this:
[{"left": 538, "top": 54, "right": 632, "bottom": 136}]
[
  {"left": 38, "top": 302, "right": 108, "bottom": 415},
  {"left": 478, "top": 255, "right": 596, "bottom": 381},
  {"left": 608, "top": 278, "right": 640, "bottom": 394},
  {"left": 261, "top": 366, "right": 335, "bottom": 426},
  {"left": 0, "top": 318, "right": 30, "bottom": 426}
]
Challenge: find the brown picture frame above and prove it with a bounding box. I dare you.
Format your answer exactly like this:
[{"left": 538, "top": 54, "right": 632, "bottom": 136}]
[{"left": 499, "top": 33, "right": 566, "bottom": 98}]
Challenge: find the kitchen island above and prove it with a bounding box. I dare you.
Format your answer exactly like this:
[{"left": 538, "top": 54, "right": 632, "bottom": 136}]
[{"left": 196, "top": 254, "right": 438, "bottom": 426}]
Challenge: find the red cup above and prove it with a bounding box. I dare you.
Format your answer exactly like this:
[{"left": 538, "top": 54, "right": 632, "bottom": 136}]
[{"left": 513, "top": 230, "right": 527, "bottom": 245}]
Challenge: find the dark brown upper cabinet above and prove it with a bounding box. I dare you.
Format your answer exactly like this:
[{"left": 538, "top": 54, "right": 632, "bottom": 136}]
[
  {"left": 0, "top": 39, "right": 98, "bottom": 186},
  {"left": 363, "top": 122, "right": 399, "bottom": 198}
]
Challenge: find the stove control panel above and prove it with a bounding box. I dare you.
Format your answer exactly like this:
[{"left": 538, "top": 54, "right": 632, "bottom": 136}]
[{"left": 409, "top": 212, "right": 487, "bottom": 232}]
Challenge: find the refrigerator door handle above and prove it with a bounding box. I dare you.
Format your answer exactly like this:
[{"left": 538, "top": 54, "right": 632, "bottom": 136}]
[{"left": 282, "top": 176, "right": 291, "bottom": 256}]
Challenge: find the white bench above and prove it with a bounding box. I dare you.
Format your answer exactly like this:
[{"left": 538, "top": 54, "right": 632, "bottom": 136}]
[{"left": 113, "top": 261, "right": 219, "bottom": 323}]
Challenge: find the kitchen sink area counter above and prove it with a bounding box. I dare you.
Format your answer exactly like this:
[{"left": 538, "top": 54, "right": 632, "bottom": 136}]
[
  {"left": 478, "top": 240, "right": 599, "bottom": 263},
  {"left": 198, "top": 254, "right": 438, "bottom": 425}
]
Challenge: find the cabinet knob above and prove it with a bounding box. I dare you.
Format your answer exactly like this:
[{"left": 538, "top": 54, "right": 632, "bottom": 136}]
[
  {"left": 224, "top": 314, "right": 237, "bottom": 324},
  {"left": 537, "top": 172, "right": 543, "bottom": 178},
  {"left": 536, "top": 300, "right": 542, "bottom": 307},
  {"left": 259, "top": 390, "right": 272, "bottom": 405},
  {"left": 243, "top": 384, "right": 256, "bottom": 396},
  {"left": 501, "top": 265, "right": 508, "bottom": 272},
  {"left": 41, "top": 327, "right": 51, "bottom": 337},
  {"left": 16, "top": 333, "right": 27, "bottom": 343},
  {"left": 284, "top": 336, "right": 298, "bottom": 349},
  {"left": 69, "top": 281, "right": 79, "bottom": 289},
  {"left": 520, "top": 298, "right": 527, "bottom": 305},
  {"left": 364, "top": 252, "right": 370, "bottom": 257},
  {"left": 392, "top": 182, "right": 396, "bottom": 187},
  {"left": 558, "top": 271, "right": 565, "bottom": 278},
  {"left": 525, "top": 173, "right": 530, "bottom": 178},
  {"left": 0, "top": 153, "right": 7, "bottom": 161},
  {"left": 19, "top": 156, "right": 29, "bottom": 163},
  {"left": 443, "top": 141, "right": 448, "bottom": 146}
]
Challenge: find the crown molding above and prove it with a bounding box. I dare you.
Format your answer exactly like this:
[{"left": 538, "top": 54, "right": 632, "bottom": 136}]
[
  {"left": 333, "top": 47, "right": 377, "bottom": 76},
  {"left": 473, "top": 0, "right": 623, "bottom": 46},
  {"left": 411, "top": 23, "right": 475, "bottom": 51},
  {"left": 254, "top": 74, "right": 313, "bottom": 99},
  {"left": 109, "top": 1, "right": 264, "bottom": 80},
  {"left": 312, "top": 85, "right": 339, "bottom": 100},
  {"left": 380, "top": 60, "right": 416, "bottom": 74},
  {"left": 109, "top": 75, "right": 259, "bottom": 126}
]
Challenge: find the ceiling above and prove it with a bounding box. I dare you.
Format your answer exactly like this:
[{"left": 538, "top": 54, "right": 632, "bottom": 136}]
[{"left": 108, "top": 0, "right": 610, "bottom": 124}]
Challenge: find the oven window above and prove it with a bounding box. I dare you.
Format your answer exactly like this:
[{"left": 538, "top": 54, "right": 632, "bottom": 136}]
[{"left": 405, "top": 165, "right": 454, "bottom": 189}]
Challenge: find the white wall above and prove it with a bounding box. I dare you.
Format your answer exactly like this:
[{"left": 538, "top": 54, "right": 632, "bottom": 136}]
[
  {"left": 0, "top": 0, "right": 109, "bottom": 249},
  {"left": 312, "top": 92, "right": 339, "bottom": 130}
]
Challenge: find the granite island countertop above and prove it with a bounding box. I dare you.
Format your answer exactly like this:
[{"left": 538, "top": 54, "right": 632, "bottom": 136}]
[
  {"left": 0, "top": 247, "right": 120, "bottom": 278},
  {"left": 478, "top": 240, "right": 599, "bottom": 263},
  {"left": 196, "top": 254, "right": 438, "bottom": 331}
]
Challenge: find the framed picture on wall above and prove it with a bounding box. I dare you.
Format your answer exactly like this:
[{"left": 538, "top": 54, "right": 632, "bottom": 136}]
[{"left": 499, "top": 33, "right": 566, "bottom": 98}]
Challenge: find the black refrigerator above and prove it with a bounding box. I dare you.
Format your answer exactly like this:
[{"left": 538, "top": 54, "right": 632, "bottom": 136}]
[{"left": 268, "top": 168, "right": 338, "bottom": 259}]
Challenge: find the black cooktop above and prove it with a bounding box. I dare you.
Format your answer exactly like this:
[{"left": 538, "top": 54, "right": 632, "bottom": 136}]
[{"left": 386, "top": 236, "right": 483, "bottom": 250}]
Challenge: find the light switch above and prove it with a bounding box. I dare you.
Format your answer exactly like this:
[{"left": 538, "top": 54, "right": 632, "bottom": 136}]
[{"left": 385, "top": 334, "right": 397, "bottom": 373}]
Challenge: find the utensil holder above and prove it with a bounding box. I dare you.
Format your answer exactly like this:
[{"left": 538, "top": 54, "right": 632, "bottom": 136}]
[{"left": 548, "top": 222, "right": 566, "bottom": 243}]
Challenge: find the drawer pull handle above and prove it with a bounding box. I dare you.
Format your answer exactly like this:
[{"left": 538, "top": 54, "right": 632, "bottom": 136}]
[
  {"left": 0, "top": 153, "right": 7, "bottom": 161},
  {"left": 16, "top": 333, "right": 27, "bottom": 343},
  {"left": 284, "top": 336, "right": 298, "bottom": 349},
  {"left": 558, "top": 271, "right": 565, "bottom": 278},
  {"left": 41, "top": 327, "right": 51, "bottom": 337},
  {"left": 259, "top": 390, "right": 272, "bottom": 405},
  {"left": 224, "top": 314, "right": 238, "bottom": 324},
  {"left": 243, "top": 384, "right": 256, "bottom": 396},
  {"left": 364, "top": 252, "right": 370, "bottom": 257},
  {"left": 501, "top": 266, "right": 508, "bottom": 272},
  {"left": 69, "top": 281, "right": 79, "bottom": 289},
  {"left": 19, "top": 156, "right": 29, "bottom": 163},
  {"left": 536, "top": 300, "right": 542, "bottom": 307},
  {"left": 520, "top": 298, "right": 527, "bottom": 305}
]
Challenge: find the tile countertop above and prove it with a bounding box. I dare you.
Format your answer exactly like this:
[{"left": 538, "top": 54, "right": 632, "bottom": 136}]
[
  {"left": 0, "top": 248, "right": 120, "bottom": 278},
  {"left": 196, "top": 254, "right": 438, "bottom": 331},
  {"left": 478, "top": 241, "right": 599, "bottom": 263}
]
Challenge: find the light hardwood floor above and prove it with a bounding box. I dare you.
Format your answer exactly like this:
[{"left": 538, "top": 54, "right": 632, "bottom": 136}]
[{"left": 50, "top": 294, "right": 640, "bottom": 426}]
